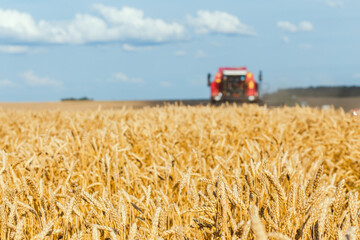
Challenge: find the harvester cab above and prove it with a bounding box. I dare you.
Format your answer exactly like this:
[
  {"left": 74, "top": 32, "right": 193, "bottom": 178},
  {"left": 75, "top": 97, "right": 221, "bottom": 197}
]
[{"left": 207, "top": 67, "right": 262, "bottom": 104}]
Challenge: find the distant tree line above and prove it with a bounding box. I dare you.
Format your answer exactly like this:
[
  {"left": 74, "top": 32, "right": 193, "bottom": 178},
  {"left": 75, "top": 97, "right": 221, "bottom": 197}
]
[
  {"left": 61, "top": 97, "right": 93, "bottom": 101},
  {"left": 265, "top": 86, "right": 360, "bottom": 98}
]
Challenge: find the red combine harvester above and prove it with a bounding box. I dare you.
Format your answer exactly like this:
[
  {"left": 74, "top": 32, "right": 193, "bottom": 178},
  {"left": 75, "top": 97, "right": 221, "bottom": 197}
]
[{"left": 207, "top": 67, "right": 262, "bottom": 104}]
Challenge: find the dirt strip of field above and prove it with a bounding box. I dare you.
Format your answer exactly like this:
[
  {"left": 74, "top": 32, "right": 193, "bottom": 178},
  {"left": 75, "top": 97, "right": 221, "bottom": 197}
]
[
  {"left": 0, "top": 100, "right": 210, "bottom": 111},
  {"left": 298, "top": 96, "right": 360, "bottom": 111},
  {"left": 0, "top": 97, "right": 358, "bottom": 111}
]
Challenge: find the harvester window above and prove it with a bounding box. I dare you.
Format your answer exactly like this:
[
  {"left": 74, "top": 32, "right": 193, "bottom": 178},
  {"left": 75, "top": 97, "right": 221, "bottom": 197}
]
[{"left": 222, "top": 75, "right": 246, "bottom": 96}]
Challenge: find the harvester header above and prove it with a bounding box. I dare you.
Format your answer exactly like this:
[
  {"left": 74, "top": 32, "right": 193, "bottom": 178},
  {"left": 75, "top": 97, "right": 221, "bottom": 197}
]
[{"left": 207, "top": 66, "right": 262, "bottom": 104}]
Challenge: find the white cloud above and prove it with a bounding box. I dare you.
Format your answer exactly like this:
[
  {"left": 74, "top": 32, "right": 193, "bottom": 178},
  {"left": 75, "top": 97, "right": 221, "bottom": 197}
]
[
  {"left": 93, "top": 5, "right": 185, "bottom": 43},
  {"left": 0, "top": 5, "right": 186, "bottom": 44},
  {"left": 160, "top": 81, "right": 171, "bottom": 87},
  {"left": 0, "top": 45, "right": 29, "bottom": 53},
  {"left": 21, "top": 70, "right": 62, "bottom": 87},
  {"left": 299, "top": 21, "right": 314, "bottom": 31},
  {"left": 111, "top": 72, "right": 144, "bottom": 84},
  {"left": 0, "top": 9, "right": 39, "bottom": 39},
  {"left": 282, "top": 36, "right": 290, "bottom": 44},
  {"left": 122, "top": 44, "right": 137, "bottom": 51},
  {"left": 187, "top": 10, "right": 256, "bottom": 35},
  {"left": 0, "top": 79, "right": 17, "bottom": 87},
  {"left": 277, "top": 21, "right": 297, "bottom": 32},
  {"left": 322, "top": 0, "right": 344, "bottom": 7},
  {"left": 277, "top": 21, "right": 314, "bottom": 33},
  {"left": 122, "top": 44, "right": 154, "bottom": 52}
]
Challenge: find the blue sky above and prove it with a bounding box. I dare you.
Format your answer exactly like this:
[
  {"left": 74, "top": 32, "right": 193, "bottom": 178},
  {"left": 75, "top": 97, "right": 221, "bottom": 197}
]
[{"left": 0, "top": 0, "right": 359, "bottom": 101}]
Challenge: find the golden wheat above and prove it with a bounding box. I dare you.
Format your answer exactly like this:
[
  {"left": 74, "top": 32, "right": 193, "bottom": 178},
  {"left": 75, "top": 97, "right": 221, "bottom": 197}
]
[{"left": 0, "top": 104, "right": 359, "bottom": 239}]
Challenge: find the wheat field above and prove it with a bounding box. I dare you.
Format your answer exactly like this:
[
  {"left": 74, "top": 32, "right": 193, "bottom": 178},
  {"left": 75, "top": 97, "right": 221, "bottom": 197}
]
[{"left": 0, "top": 104, "right": 359, "bottom": 239}]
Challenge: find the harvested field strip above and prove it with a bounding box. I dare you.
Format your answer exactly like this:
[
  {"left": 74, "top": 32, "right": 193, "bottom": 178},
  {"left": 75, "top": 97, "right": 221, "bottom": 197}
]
[{"left": 0, "top": 104, "right": 359, "bottom": 239}]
